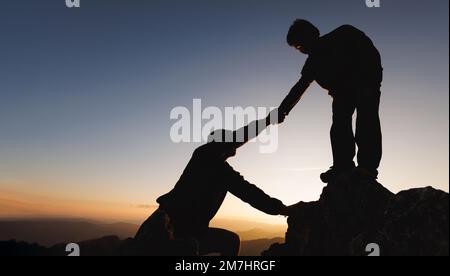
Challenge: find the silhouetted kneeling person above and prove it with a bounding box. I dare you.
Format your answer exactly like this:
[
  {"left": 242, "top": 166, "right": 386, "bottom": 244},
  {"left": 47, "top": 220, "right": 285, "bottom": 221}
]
[
  {"left": 277, "top": 20, "right": 383, "bottom": 183},
  {"left": 135, "top": 115, "right": 287, "bottom": 256}
]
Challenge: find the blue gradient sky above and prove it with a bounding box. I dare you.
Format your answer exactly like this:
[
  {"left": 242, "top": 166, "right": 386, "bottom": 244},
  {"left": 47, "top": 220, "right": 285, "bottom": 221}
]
[{"left": 0, "top": 0, "right": 448, "bottom": 223}]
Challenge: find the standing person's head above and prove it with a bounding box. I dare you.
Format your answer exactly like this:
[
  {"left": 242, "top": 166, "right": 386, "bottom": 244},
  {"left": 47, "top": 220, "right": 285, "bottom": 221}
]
[{"left": 286, "top": 19, "right": 320, "bottom": 54}]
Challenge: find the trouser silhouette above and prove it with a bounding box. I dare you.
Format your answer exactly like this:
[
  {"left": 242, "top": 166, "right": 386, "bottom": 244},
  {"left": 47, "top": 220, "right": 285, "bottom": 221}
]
[
  {"left": 330, "top": 85, "right": 382, "bottom": 174},
  {"left": 134, "top": 208, "right": 240, "bottom": 256}
]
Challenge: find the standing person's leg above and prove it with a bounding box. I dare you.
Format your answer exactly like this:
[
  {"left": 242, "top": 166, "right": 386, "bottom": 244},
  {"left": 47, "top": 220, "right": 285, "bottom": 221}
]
[
  {"left": 197, "top": 228, "right": 241, "bottom": 256},
  {"left": 321, "top": 94, "right": 356, "bottom": 183},
  {"left": 330, "top": 95, "right": 357, "bottom": 167},
  {"left": 355, "top": 86, "right": 382, "bottom": 177}
]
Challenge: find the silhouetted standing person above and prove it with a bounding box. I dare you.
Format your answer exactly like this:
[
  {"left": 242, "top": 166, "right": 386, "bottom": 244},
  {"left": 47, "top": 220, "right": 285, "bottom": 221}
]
[
  {"left": 135, "top": 116, "right": 287, "bottom": 256},
  {"left": 278, "top": 20, "right": 383, "bottom": 182}
]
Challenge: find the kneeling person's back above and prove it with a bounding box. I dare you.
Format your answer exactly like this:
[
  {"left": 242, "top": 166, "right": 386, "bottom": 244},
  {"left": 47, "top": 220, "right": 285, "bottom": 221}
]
[{"left": 158, "top": 141, "right": 284, "bottom": 236}]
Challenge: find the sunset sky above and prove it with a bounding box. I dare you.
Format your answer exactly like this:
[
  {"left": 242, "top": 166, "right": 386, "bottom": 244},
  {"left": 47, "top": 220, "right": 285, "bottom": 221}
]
[{"left": 0, "top": 0, "right": 448, "bottom": 225}]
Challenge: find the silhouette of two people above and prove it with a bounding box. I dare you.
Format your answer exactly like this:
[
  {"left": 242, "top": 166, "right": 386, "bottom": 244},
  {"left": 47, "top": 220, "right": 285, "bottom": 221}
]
[
  {"left": 278, "top": 20, "right": 383, "bottom": 182},
  {"left": 135, "top": 20, "right": 383, "bottom": 256},
  {"left": 135, "top": 116, "right": 288, "bottom": 256}
]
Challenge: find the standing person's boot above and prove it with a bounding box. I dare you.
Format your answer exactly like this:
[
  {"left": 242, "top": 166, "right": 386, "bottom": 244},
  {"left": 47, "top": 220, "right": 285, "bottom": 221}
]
[
  {"left": 320, "top": 165, "right": 355, "bottom": 183},
  {"left": 354, "top": 86, "right": 382, "bottom": 182},
  {"left": 352, "top": 166, "right": 378, "bottom": 180}
]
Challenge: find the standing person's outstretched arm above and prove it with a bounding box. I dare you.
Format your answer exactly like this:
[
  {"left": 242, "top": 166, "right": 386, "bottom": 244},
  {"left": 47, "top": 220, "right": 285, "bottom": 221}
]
[{"left": 278, "top": 77, "right": 313, "bottom": 120}]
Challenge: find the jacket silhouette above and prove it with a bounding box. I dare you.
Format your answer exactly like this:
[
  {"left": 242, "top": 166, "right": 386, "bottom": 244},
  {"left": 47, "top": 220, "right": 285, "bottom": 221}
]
[
  {"left": 135, "top": 117, "right": 285, "bottom": 256},
  {"left": 301, "top": 25, "right": 382, "bottom": 93},
  {"left": 280, "top": 20, "right": 383, "bottom": 181},
  {"left": 157, "top": 143, "right": 284, "bottom": 236}
]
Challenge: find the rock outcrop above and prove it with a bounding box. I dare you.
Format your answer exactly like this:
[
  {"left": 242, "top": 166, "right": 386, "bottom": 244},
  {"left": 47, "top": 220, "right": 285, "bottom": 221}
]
[{"left": 263, "top": 174, "right": 449, "bottom": 256}]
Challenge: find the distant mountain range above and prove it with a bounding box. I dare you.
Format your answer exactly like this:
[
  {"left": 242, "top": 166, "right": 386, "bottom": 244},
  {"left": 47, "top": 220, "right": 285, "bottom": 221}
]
[
  {"left": 0, "top": 220, "right": 137, "bottom": 246},
  {"left": 0, "top": 219, "right": 285, "bottom": 256},
  {"left": 240, "top": 238, "right": 284, "bottom": 256}
]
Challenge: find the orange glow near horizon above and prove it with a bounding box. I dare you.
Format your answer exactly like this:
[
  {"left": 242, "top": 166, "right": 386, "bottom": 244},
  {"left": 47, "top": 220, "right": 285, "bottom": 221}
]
[
  {"left": 0, "top": 187, "right": 157, "bottom": 223},
  {"left": 0, "top": 185, "right": 290, "bottom": 230}
]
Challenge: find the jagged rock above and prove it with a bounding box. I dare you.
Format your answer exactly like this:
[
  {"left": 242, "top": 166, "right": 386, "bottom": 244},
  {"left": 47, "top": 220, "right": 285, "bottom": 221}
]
[
  {"left": 263, "top": 174, "right": 449, "bottom": 256},
  {"left": 351, "top": 187, "right": 449, "bottom": 256}
]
